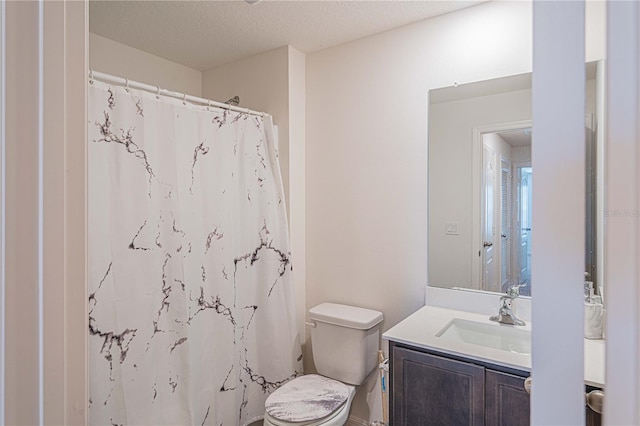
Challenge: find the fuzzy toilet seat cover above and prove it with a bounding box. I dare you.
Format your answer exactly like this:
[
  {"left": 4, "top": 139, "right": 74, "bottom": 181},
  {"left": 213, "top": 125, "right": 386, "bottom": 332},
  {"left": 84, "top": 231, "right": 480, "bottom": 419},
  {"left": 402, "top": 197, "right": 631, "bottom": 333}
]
[{"left": 265, "top": 374, "right": 350, "bottom": 423}]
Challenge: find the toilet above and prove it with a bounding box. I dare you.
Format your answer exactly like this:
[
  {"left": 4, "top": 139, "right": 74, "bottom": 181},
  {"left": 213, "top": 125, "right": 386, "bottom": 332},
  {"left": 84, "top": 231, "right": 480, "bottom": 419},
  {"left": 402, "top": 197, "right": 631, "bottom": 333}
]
[{"left": 264, "top": 303, "right": 384, "bottom": 426}]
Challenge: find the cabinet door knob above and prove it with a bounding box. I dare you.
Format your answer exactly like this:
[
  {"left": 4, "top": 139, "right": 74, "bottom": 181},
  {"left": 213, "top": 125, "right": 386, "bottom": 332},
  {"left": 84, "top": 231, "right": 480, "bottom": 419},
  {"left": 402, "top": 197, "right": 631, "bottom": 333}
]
[
  {"left": 586, "top": 390, "right": 604, "bottom": 414},
  {"left": 524, "top": 376, "right": 532, "bottom": 394}
]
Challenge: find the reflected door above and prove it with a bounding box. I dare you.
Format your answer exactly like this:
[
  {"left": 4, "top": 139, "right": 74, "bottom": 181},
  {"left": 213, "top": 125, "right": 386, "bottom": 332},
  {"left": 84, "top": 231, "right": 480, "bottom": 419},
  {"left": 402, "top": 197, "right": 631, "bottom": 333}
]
[
  {"left": 482, "top": 145, "right": 497, "bottom": 291},
  {"left": 517, "top": 167, "right": 532, "bottom": 294},
  {"left": 500, "top": 159, "right": 512, "bottom": 293}
]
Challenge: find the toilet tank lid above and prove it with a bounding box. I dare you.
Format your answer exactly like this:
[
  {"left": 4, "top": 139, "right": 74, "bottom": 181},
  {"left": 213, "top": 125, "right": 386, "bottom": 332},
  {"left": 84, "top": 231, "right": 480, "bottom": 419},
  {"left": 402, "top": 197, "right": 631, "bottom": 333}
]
[{"left": 309, "top": 303, "right": 383, "bottom": 330}]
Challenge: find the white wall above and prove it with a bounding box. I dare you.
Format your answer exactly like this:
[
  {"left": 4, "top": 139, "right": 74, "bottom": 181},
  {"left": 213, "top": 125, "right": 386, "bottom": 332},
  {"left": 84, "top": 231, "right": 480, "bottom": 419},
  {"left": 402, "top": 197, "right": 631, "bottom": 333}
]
[
  {"left": 428, "top": 89, "right": 531, "bottom": 289},
  {"left": 306, "top": 3, "right": 533, "bottom": 422},
  {"left": 306, "top": 0, "right": 532, "bottom": 336},
  {"left": 512, "top": 145, "right": 532, "bottom": 164},
  {"left": 89, "top": 33, "right": 202, "bottom": 96},
  {"left": 483, "top": 133, "right": 513, "bottom": 162},
  {"left": 45, "top": 3, "right": 88, "bottom": 424},
  {"left": 288, "top": 47, "right": 307, "bottom": 346}
]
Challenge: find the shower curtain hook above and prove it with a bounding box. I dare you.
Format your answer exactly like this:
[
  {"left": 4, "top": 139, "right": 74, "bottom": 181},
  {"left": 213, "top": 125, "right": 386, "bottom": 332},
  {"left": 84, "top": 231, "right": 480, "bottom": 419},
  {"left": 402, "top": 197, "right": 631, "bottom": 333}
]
[
  {"left": 89, "top": 69, "right": 94, "bottom": 85},
  {"left": 156, "top": 85, "right": 161, "bottom": 99},
  {"left": 183, "top": 93, "right": 187, "bottom": 105},
  {"left": 207, "top": 99, "right": 211, "bottom": 111},
  {"left": 125, "top": 78, "right": 130, "bottom": 92}
]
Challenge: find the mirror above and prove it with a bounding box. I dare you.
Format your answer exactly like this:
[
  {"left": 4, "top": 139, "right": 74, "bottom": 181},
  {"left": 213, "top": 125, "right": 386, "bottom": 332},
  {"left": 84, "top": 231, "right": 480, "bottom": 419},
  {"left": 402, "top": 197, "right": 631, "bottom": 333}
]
[{"left": 428, "top": 62, "right": 604, "bottom": 297}]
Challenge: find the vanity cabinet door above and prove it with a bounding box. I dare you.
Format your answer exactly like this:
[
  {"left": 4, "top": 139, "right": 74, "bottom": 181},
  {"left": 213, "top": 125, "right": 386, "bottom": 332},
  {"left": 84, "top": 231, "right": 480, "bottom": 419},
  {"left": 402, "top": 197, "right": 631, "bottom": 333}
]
[
  {"left": 485, "top": 370, "right": 530, "bottom": 426},
  {"left": 392, "top": 346, "right": 484, "bottom": 426}
]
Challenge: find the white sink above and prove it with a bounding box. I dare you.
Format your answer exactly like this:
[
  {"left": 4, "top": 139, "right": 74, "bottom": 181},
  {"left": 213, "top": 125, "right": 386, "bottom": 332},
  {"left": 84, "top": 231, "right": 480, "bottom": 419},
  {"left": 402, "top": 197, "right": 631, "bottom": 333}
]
[{"left": 436, "top": 318, "right": 531, "bottom": 355}]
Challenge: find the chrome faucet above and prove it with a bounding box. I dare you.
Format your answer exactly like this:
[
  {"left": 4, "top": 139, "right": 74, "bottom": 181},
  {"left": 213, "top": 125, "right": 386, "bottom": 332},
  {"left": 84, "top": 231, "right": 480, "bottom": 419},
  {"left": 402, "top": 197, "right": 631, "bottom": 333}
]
[{"left": 490, "top": 285, "right": 526, "bottom": 326}]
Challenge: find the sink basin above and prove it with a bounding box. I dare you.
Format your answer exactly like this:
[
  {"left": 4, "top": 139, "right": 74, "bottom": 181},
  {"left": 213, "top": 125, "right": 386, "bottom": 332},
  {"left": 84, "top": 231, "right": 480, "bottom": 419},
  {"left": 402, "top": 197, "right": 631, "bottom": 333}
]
[{"left": 436, "top": 318, "right": 531, "bottom": 355}]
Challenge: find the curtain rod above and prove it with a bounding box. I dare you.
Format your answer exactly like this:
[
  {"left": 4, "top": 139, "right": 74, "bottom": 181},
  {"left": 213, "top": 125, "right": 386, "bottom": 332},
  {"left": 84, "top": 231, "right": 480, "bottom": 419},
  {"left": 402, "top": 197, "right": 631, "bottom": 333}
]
[{"left": 89, "top": 70, "right": 266, "bottom": 118}]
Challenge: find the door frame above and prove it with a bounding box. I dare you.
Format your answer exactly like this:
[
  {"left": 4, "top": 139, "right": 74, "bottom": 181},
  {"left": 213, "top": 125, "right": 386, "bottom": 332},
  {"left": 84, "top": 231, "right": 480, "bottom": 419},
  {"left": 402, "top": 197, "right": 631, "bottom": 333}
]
[
  {"left": 471, "top": 119, "right": 532, "bottom": 292},
  {"left": 604, "top": 2, "right": 640, "bottom": 422},
  {"left": 2, "top": 2, "right": 88, "bottom": 424}
]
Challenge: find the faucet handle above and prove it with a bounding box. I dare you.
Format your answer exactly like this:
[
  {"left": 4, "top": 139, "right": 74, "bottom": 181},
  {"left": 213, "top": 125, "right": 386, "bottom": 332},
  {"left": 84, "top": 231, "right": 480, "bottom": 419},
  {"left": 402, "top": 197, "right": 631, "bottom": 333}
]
[{"left": 506, "top": 283, "right": 525, "bottom": 298}]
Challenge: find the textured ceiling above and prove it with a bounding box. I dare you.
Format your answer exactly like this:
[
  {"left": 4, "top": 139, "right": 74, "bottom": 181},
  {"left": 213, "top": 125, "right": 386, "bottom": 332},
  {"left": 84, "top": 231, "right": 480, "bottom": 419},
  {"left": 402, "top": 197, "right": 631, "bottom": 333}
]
[{"left": 90, "top": 0, "right": 486, "bottom": 71}]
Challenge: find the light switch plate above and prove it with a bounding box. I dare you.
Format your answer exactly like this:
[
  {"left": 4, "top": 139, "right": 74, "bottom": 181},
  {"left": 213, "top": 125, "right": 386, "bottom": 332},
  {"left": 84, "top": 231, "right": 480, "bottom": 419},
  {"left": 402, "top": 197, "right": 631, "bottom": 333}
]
[{"left": 446, "top": 221, "right": 459, "bottom": 235}]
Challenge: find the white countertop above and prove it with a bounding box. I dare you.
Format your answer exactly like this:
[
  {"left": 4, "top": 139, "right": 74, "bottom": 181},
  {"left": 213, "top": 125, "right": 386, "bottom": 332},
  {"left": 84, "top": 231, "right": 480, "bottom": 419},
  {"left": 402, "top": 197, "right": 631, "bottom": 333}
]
[{"left": 383, "top": 305, "right": 605, "bottom": 388}]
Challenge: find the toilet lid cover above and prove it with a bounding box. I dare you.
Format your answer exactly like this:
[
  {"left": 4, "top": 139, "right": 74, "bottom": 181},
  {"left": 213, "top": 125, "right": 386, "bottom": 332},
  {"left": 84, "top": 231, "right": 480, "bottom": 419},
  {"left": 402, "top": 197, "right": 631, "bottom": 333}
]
[{"left": 265, "top": 374, "right": 350, "bottom": 423}]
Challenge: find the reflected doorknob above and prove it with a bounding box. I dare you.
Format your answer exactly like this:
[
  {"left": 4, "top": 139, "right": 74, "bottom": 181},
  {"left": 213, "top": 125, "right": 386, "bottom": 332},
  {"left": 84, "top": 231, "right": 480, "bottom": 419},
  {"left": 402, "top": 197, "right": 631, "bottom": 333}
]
[{"left": 483, "top": 241, "right": 493, "bottom": 247}]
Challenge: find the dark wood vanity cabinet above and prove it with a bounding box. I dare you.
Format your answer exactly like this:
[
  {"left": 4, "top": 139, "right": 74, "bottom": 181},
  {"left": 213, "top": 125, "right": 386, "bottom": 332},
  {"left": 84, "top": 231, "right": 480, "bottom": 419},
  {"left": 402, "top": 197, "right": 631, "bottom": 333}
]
[
  {"left": 391, "top": 344, "right": 485, "bottom": 425},
  {"left": 484, "top": 369, "right": 530, "bottom": 426},
  {"left": 390, "top": 344, "right": 528, "bottom": 426},
  {"left": 390, "top": 343, "right": 602, "bottom": 426}
]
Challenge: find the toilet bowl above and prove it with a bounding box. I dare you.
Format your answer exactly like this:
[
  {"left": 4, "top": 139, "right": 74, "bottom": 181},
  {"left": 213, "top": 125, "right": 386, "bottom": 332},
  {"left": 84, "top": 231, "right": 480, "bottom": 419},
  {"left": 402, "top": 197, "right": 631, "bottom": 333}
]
[{"left": 263, "top": 303, "right": 383, "bottom": 426}]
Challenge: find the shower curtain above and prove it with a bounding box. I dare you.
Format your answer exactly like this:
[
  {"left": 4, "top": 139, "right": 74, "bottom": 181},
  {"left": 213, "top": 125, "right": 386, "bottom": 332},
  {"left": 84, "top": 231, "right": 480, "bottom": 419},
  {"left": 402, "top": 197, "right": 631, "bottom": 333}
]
[{"left": 88, "top": 81, "right": 302, "bottom": 426}]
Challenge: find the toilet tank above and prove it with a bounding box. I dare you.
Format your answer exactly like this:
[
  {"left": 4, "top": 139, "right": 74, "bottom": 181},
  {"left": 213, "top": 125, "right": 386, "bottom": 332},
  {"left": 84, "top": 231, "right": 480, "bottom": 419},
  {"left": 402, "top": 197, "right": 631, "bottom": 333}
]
[{"left": 308, "top": 303, "right": 384, "bottom": 385}]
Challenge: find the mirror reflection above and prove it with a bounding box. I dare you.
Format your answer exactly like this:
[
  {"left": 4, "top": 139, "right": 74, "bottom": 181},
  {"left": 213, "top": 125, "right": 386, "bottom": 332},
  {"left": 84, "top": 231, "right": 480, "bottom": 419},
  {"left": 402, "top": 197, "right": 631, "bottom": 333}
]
[
  {"left": 428, "top": 62, "right": 603, "bottom": 297},
  {"left": 479, "top": 127, "right": 532, "bottom": 295}
]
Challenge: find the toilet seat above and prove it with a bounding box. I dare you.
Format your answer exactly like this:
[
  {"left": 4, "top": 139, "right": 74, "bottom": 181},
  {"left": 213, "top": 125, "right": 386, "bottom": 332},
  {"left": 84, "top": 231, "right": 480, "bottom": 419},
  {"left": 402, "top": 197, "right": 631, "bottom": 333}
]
[
  {"left": 264, "top": 375, "right": 356, "bottom": 426},
  {"left": 263, "top": 399, "right": 350, "bottom": 426}
]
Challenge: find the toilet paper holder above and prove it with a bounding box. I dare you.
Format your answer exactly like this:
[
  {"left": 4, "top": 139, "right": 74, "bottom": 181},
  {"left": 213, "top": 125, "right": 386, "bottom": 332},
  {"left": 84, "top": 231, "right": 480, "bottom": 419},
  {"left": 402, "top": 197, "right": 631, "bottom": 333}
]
[{"left": 523, "top": 377, "right": 604, "bottom": 414}]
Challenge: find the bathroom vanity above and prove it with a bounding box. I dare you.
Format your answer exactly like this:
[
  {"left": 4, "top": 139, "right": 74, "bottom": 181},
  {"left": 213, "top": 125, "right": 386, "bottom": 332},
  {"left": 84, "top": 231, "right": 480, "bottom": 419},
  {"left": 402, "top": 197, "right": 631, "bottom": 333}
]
[
  {"left": 390, "top": 342, "right": 529, "bottom": 425},
  {"left": 383, "top": 306, "right": 604, "bottom": 426}
]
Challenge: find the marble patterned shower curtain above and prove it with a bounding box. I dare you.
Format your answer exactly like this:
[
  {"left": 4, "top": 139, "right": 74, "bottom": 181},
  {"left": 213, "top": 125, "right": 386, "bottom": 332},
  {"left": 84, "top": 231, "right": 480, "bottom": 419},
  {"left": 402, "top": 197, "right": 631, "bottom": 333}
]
[{"left": 88, "top": 81, "right": 302, "bottom": 426}]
